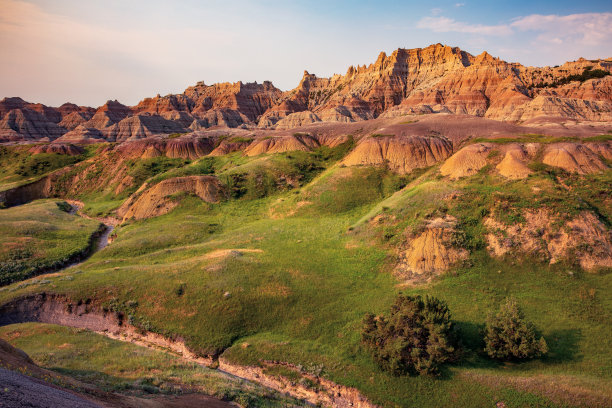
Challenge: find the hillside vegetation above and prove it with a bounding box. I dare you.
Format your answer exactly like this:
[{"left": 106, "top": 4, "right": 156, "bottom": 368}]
[{"left": 0, "top": 126, "right": 611, "bottom": 407}]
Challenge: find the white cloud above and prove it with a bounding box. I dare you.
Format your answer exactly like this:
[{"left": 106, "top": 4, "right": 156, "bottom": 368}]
[
  {"left": 510, "top": 13, "right": 612, "bottom": 45},
  {"left": 417, "top": 12, "right": 612, "bottom": 46},
  {"left": 416, "top": 16, "right": 512, "bottom": 36},
  {"left": 455, "top": 3, "right": 465, "bottom": 7},
  {"left": 430, "top": 8, "right": 443, "bottom": 16}
]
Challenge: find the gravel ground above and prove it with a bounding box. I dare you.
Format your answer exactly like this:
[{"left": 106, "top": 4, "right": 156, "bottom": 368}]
[{"left": 0, "top": 367, "right": 102, "bottom": 408}]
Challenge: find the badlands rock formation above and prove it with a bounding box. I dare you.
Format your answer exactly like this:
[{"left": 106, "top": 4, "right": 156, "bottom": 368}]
[
  {"left": 440, "top": 141, "right": 611, "bottom": 179},
  {"left": 117, "top": 176, "right": 224, "bottom": 220},
  {"left": 2, "top": 44, "right": 610, "bottom": 141},
  {"left": 342, "top": 135, "right": 453, "bottom": 173},
  {"left": 485, "top": 210, "right": 612, "bottom": 270},
  {"left": 541, "top": 143, "right": 609, "bottom": 174},
  {"left": 395, "top": 216, "right": 469, "bottom": 282}
]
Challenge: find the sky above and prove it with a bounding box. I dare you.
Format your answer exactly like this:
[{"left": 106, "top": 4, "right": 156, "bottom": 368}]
[{"left": 1, "top": 0, "right": 611, "bottom": 107}]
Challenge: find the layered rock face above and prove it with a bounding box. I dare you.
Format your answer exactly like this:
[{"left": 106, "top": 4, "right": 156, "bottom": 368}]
[
  {"left": 342, "top": 134, "right": 453, "bottom": 174},
  {"left": 2, "top": 44, "right": 610, "bottom": 142},
  {"left": 0, "top": 82, "right": 282, "bottom": 141}
]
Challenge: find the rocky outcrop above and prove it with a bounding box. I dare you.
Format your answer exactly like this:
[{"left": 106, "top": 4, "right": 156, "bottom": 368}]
[
  {"left": 2, "top": 45, "right": 611, "bottom": 142},
  {"left": 508, "top": 95, "right": 612, "bottom": 122},
  {"left": 441, "top": 141, "right": 610, "bottom": 179},
  {"left": 485, "top": 210, "right": 612, "bottom": 270},
  {"left": 103, "top": 114, "right": 189, "bottom": 142},
  {"left": 117, "top": 176, "right": 224, "bottom": 220},
  {"left": 274, "top": 111, "right": 321, "bottom": 129},
  {"left": 342, "top": 134, "right": 452, "bottom": 174},
  {"left": 114, "top": 136, "right": 215, "bottom": 159},
  {"left": 495, "top": 144, "right": 533, "bottom": 179},
  {"left": 244, "top": 133, "right": 319, "bottom": 156},
  {"left": 0, "top": 106, "right": 65, "bottom": 141},
  {"left": 53, "top": 126, "right": 105, "bottom": 144},
  {"left": 210, "top": 138, "right": 253, "bottom": 156},
  {"left": 440, "top": 143, "right": 491, "bottom": 179},
  {"left": 542, "top": 143, "right": 609, "bottom": 174},
  {"left": 395, "top": 216, "right": 468, "bottom": 282},
  {"left": 58, "top": 111, "right": 94, "bottom": 130},
  {"left": 83, "top": 100, "right": 131, "bottom": 129}
]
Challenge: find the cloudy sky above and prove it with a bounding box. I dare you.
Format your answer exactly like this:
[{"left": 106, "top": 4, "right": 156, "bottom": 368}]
[{"left": 1, "top": 0, "right": 611, "bottom": 107}]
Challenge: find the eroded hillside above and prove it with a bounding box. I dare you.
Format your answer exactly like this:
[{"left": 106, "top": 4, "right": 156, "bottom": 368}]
[
  {"left": 0, "top": 107, "right": 611, "bottom": 407},
  {"left": 1, "top": 44, "right": 611, "bottom": 142}
]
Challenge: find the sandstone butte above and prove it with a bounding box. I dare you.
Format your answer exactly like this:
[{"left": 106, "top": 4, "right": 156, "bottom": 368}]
[{"left": 1, "top": 43, "right": 611, "bottom": 142}]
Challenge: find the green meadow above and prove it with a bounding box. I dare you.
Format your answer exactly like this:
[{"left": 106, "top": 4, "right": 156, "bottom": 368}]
[
  {"left": 0, "top": 199, "right": 101, "bottom": 285},
  {"left": 0, "top": 143, "right": 611, "bottom": 407}
]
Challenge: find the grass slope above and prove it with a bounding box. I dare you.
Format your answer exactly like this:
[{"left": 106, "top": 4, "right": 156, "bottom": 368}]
[
  {"left": 0, "top": 200, "right": 101, "bottom": 285},
  {"left": 0, "top": 322, "right": 304, "bottom": 407},
  {"left": 0, "top": 145, "right": 611, "bottom": 407}
]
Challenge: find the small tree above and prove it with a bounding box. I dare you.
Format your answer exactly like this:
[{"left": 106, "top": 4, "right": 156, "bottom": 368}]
[
  {"left": 361, "top": 294, "right": 458, "bottom": 376},
  {"left": 484, "top": 297, "right": 548, "bottom": 361}
]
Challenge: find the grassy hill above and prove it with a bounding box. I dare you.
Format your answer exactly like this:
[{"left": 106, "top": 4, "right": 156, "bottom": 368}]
[{"left": 0, "top": 133, "right": 610, "bottom": 407}]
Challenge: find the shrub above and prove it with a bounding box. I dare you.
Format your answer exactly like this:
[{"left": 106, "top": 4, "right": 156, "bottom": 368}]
[
  {"left": 361, "top": 294, "right": 458, "bottom": 376},
  {"left": 484, "top": 297, "right": 548, "bottom": 361}
]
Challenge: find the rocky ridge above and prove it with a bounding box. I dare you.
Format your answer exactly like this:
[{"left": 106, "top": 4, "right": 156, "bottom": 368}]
[{"left": 2, "top": 44, "right": 611, "bottom": 142}]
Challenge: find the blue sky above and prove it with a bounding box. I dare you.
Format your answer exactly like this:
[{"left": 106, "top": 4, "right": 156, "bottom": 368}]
[{"left": 1, "top": 0, "right": 611, "bottom": 106}]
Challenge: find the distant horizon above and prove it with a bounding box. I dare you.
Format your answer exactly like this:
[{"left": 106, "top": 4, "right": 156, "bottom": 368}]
[{"left": 1, "top": 0, "right": 611, "bottom": 107}]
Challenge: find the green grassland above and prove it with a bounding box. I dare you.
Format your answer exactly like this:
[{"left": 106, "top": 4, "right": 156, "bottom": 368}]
[
  {"left": 0, "top": 200, "right": 101, "bottom": 285},
  {"left": 0, "top": 322, "right": 304, "bottom": 407},
  {"left": 0, "top": 144, "right": 101, "bottom": 192},
  {"left": 0, "top": 142, "right": 611, "bottom": 407}
]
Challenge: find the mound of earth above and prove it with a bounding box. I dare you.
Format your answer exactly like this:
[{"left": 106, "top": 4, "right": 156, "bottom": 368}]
[
  {"left": 485, "top": 210, "right": 612, "bottom": 270},
  {"left": 342, "top": 134, "right": 453, "bottom": 174},
  {"left": 210, "top": 138, "right": 253, "bottom": 156},
  {"left": 28, "top": 143, "right": 84, "bottom": 156},
  {"left": 395, "top": 216, "right": 469, "bottom": 282},
  {"left": 244, "top": 133, "right": 319, "bottom": 156},
  {"left": 441, "top": 141, "right": 610, "bottom": 179},
  {"left": 495, "top": 144, "right": 533, "bottom": 179},
  {"left": 542, "top": 143, "right": 609, "bottom": 174},
  {"left": 440, "top": 143, "right": 491, "bottom": 179},
  {"left": 115, "top": 137, "right": 215, "bottom": 160},
  {"left": 117, "top": 176, "right": 224, "bottom": 220}
]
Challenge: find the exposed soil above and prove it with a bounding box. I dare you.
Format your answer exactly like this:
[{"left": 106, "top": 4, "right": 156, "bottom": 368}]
[
  {"left": 116, "top": 176, "right": 223, "bottom": 221},
  {"left": 485, "top": 210, "right": 612, "bottom": 270},
  {"left": 341, "top": 134, "right": 453, "bottom": 174},
  {"left": 395, "top": 216, "right": 469, "bottom": 283}
]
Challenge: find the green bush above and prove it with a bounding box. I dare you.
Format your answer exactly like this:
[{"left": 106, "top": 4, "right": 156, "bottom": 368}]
[
  {"left": 484, "top": 297, "right": 548, "bottom": 361},
  {"left": 361, "top": 294, "right": 458, "bottom": 376}
]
